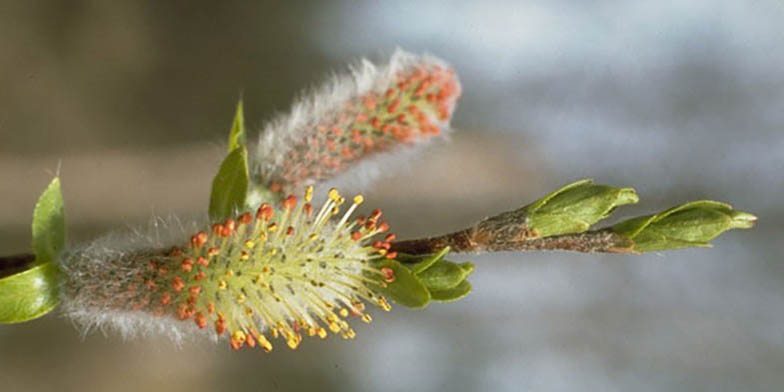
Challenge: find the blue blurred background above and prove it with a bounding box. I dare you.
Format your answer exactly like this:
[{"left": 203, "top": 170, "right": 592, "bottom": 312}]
[{"left": 1, "top": 1, "right": 782, "bottom": 391}]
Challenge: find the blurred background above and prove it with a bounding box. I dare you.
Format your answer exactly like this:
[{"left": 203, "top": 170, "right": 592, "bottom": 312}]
[{"left": 1, "top": 1, "right": 783, "bottom": 391}]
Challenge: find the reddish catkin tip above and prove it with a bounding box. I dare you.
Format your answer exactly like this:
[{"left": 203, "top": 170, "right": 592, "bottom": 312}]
[
  {"left": 381, "top": 267, "right": 396, "bottom": 282},
  {"left": 238, "top": 212, "right": 253, "bottom": 225},
  {"left": 254, "top": 50, "right": 461, "bottom": 195},
  {"left": 196, "top": 256, "right": 209, "bottom": 266}
]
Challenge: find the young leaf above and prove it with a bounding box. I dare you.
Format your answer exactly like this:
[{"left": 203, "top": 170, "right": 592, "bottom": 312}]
[
  {"left": 417, "top": 260, "right": 474, "bottom": 291},
  {"left": 371, "top": 258, "right": 431, "bottom": 308},
  {"left": 227, "top": 99, "right": 246, "bottom": 152},
  {"left": 430, "top": 280, "right": 472, "bottom": 302},
  {"left": 0, "top": 261, "right": 60, "bottom": 323},
  {"left": 32, "top": 177, "right": 65, "bottom": 264},
  {"left": 408, "top": 246, "right": 451, "bottom": 274},
  {"left": 209, "top": 147, "right": 249, "bottom": 222}
]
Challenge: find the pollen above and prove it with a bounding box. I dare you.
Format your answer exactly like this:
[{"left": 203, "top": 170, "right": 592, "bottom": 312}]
[{"left": 136, "top": 187, "right": 396, "bottom": 352}]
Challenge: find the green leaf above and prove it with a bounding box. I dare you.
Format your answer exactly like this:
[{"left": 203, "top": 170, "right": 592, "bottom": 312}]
[
  {"left": 524, "top": 179, "right": 639, "bottom": 237},
  {"left": 407, "top": 246, "right": 451, "bottom": 274},
  {"left": 612, "top": 200, "right": 757, "bottom": 252},
  {"left": 430, "top": 280, "right": 472, "bottom": 302},
  {"left": 227, "top": 99, "right": 246, "bottom": 152},
  {"left": 0, "top": 261, "right": 61, "bottom": 323},
  {"left": 417, "top": 260, "right": 474, "bottom": 291},
  {"left": 209, "top": 147, "right": 249, "bottom": 222},
  {"left": 370, "top": 258, "right": 430, "bottom": 308},
  {"left": 32, "top": 177, "right": 65, "bottom": 265}
]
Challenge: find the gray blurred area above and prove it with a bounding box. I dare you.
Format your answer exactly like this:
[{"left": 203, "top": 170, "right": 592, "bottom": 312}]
[{"left": 1, "top": 1, "right": 783, "bottom": 391}]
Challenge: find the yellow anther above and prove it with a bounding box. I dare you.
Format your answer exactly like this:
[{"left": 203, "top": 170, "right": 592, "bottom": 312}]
[
  {"left": 305, "top": 186, "right": 314, "bottom": 202},
  {"left": 271, "top": 328, "right": 279, "bottom": 338},
  {"left": 377, "top": 297, "right": 392, "bottom": 311},
  {"left": 339, "top": 308, "right": 349, "bottom": 318},
  {"left": 245, "top": 240, "right": 255, "bottom": 249},
  {"left": 240, "top": 251, "right": 250, "bottom": 261},
  {"left": 317, "top": 327, "right": 328, "bottom": 339},
  {"left": 225, "top": 269, "right": 235, "bottom": 277},
  {"left": 232, "top": 330, "right": 246, "bottom": 342},
  {"left": 337, "top": 196, "right": 345, "bottom": 206},
  {"left": 361, "top": 314, "right": 373, "bottom": 323},
  {"left": 255, "top": 274, "right": 264, "bottom": 283},
  {"left": 218, "top": 280, "right": 227, "bottom": 290},
  {"left": 269, "top": 248, "right": 278, "bottom": 256},
  {"left": 377, "top": 249, "right": 387, "bottom": 256},
  {"left": 308, "top": 233, "right": 319, "bottom": 241},
  {"left": 345, "top": 329, "right": 356, "bottom": 339},
  {"left": 353, "top": 195, "right": 364, "bottom": 205},
  {"left": 307, "top": 327, "right": 317, "bottom": 337},
  {"left": 268, "top": 223, "right": 277, "bottom": 232},
  {"left": 258, "top": 232, "right": 268, "bottom": 241},
  {"left": 328, "top": 322, "right": 341, "bottom": 333},
  {"left": 286, "top": 337, "right": 300, "bottom": 350},
  {"left": 245, "top": 307, "right": 253, "bottom": 316},
  {"left": 258, "top": 334, "right": 273, "bottom": 352},
  {"left": 331, "top": 206, "right": 340, "bottom": 216},
  {"left": 236, "top": 294, "right": 246, "bottom": 304},
  {"left": 328, "top": 188, "right": 340, "bottom": 201}
]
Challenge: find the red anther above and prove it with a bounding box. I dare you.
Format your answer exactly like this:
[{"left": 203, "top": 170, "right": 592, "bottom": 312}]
[
  {"left": 286, "top": 226, "right": 295, "bottom": 236},
  {"left": 283, "top": 195, "right": 297, "bottom": 210},
  {"left": 381, "top": 267, "right": 396, "bottom": 282},
  {"left": 145, "top": 279, "right": 157, "bottom": 291},
  {"left": 356, "top": 113, "right": 368, "bottom": 123},
  {"left": 238, "top": 212, "right": 253, "bottom": 225},
  {"left": 365, "top": 220, "right": 376, "bottom": 230},
  {"left": 212, "top": 224, "right": 224, "bottom": 236},
  {"left": 189, "top": 286, "right": 202, "bottom": 297},
  {"left": 356, "top": 215, "right": 366, "bottom": 225},
  {"left": 304, "top": 203, "right": 313, "bottom": 217},
  {"left": 407, "top": 105, "right": 420, "bottom": 115},
  {"left": 352, "top": 129, "right": 362, "bottom": 144},
  {"left": 172, "top": 276, "right": 185, "bottom": 292},
  {"left": 215, "top": 319, "right": 226, "bottom": 335},
  {"left": 257, "top": 203, "right": 274, "bottom": 220},
  {"left": 160, "top": 293, "right": 171, "bottom": 305},
  {"left": 385, "top": 88, "right": 395, "bottom": 99},
  {"left": 220, "top": 226, "right": 233, "bottom": 237},
  {"left": 196, "top": 232, "right": 208, "bottom": 248},
  {"left": 385, "top": 251, "right": 398, "bottom": 260},
  {"left": 381, "top": 242, "right": 391, "bottom": 250},
  {"left": 377, "top": 221, "right": 390, "bottom": 233},
  {"left": 363, "top": 96, "right": 376, "bottom": 110},
  {"left": 370, "top": 117, "right": 381, "bottom": 128},
  {"left": 341, "top": 145, "right": 353, "bottom": 158},
  {"left": 194, "top": 271, "right": 207, "bottom": 282},
  {"left": 385, "top": 233, "right": 396, "bottom": 242},
  {"left": 169, "top": 247, "right": 183, "bottom": 257},
  {"left": 207, "top": 302, "right": 215, "bottom": 314},
  {"left": 396, "top": 114, "right": 407, "bottom": 124},
  {"left": 325, "top": 139, "right": 336, "bottom": 151},
  {"left": 177, "top": 304, "right": 191, "bottom": 320},
  {"left": 372, "top": 240, "right": 384, "bottom": 249},
  {"left": 196, "top": 256, "right": 209, "bottom": 266},
  {"left": 207, "top": 247, "right": 220, "bottom": 257},
  {"left": 194, "top": 312, "right": 207, "bottom": 329},
  {"left": 317, "top": 125, "right": 328, "bottom": 134},
  {"left": 269, "top": 183, "right": 282, "bottom": 193},
  {"left": 370, "top": 209, "right": 383, "bottom": 220},
  {"left": 245, "top": 333, "right": 256, "bottom": 348},
  {"left": 381, "top": 124, "right": 391, "bottom": 133},
  {"left": 224, "top": 219, "right": 236, "bottom": 232},
  {"left": 331, "top": 127, "right": 343, "bottom": 137},
  {"left": 147, "top": 260, "right": 156, "bottom": 270},
  {"left": 181, "top": 260, "right": 193, "bottom": 272},
  {"left": 158, "top": 267, "right": 169, "bottom": 276},
  {"left": 387, "top": 99, "right": 400, "bottom": 113},
  {"left": 351, "top": 231, "right": 362, "bottom": 241},
  {"left": 363, "top": 137, "right": 374, "bottom": 149},
  {"left": 230, "top": 338, "right": 243, "bottom": 351},
  {"left": 426, "top": 93, "right": 437, "bottom": 103}
]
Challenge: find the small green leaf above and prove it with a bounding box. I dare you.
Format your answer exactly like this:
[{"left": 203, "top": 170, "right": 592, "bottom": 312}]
[
  {"left": 612, "top": 200, "right": 757, "bottom": 252},
  {"left": 209, "top": 147, "right": 249, "bottom": 222},
  {"left": 0, "top": 261, "right": 61, "bottom": 323},
  {"left": 32, "top": 177, "right": 65, "bottom": 264},
  {"left": 417, "top": 260, "right": 474, "bottom": 291},
  {"left": 370, "top": 258, "right": 430, "bottom": 308},
  {"left": 407, "top": 246, "right": 451, "bottom": 274},
  {"left": 430, "top": 280, "right": 472, "bottom": 302},
  {"left": 524, "top": 179, "right": 639, "bottom": 237},
  {"left": 227, "top": 99, "right": 246, "bottom": 152}
]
